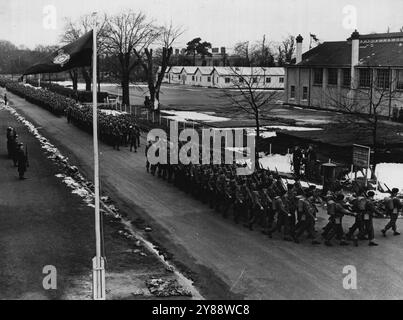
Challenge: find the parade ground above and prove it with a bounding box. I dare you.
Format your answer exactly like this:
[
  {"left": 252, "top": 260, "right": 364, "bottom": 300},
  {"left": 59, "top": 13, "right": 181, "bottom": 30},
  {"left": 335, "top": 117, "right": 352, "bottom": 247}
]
[{"left": 3, "top": 88, "right": 403, "bottom": 300}]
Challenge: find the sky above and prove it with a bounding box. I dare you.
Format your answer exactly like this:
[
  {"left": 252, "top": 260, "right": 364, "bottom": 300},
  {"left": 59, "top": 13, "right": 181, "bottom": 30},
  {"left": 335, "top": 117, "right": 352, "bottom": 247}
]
[{"left": 1, "top": 0, "right": 403, "bottom": 52}]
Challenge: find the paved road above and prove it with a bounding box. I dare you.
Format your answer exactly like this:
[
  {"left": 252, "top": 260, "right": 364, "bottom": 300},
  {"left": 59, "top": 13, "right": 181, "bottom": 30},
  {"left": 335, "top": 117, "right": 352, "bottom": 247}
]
[{"left": 5, "top": 90, "right": 403, "bottom": 300}]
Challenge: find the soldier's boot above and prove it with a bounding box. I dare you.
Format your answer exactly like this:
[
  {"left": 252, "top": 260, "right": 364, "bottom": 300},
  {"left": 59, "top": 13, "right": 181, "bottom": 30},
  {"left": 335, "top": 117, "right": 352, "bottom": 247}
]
[{"left": 339, "top": 240, "right": 349, "bottom": 246}]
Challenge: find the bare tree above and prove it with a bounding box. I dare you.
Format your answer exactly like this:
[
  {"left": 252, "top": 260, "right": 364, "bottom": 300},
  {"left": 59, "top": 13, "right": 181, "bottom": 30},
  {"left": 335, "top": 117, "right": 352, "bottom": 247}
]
[
  {"left": 220, "top": 67, "right": 281, "bottom": 167},
  {"left": 233, "top": 41, "right": 250, "bottom": 66},
  {"left": 61, "top": 14, "right": 108, "bottom": 91},
  {"left": 277, "top": 35, "right": 295, "bottom": 66},
  {"left": 325, "top": 67, "right": 400, "bottom": 167},
  {"left": 134, "top": 22, "right": 184, "bottom": 112},
  {"left": 104, "top": 11, "right": 157, "bottom": 106}
]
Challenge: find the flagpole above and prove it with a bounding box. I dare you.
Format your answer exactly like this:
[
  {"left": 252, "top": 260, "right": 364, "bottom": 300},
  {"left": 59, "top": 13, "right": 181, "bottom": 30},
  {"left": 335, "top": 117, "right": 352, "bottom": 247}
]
[{"left": 91, "top": 13, "right": 106, "bottom": 301}]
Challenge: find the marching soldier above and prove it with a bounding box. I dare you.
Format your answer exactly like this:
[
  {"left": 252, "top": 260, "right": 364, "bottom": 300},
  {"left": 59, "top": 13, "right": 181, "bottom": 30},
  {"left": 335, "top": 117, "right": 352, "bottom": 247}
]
[
  {"left": 324, "top": 194, "right": 352, "bottom": 246},
  {"left": 381, "top": 188, "right": 401, "bottom": 236},
  {"left": 246, "top": 188, "right": 264, "bottom": 231},
  {"left": 128, "top": 125, "right": 137, "bottom": 152},
  {"left": 222, "top": 179, "right": 236, "bottom": 219},
  {"left": 346, "top": 193, "right": 366, "bottom": 241},
  {"left": 295, "top": 192, "right": 321, "bottom": 244},
  {"left": 233, "top": 183, "right": 247, "bottom": 224},
  {"left": 362, "top": 191, "right": 379, "bottom": 246}
]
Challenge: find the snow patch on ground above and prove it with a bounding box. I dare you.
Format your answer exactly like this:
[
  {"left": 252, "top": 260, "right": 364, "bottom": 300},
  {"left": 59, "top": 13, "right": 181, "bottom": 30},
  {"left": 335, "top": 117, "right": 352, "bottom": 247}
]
[
  {"left": 99, "top": 109, "right": 127, "bottom": 116},
  {"left": 375, "top": 163, "right": 403, "bottom": 192},
  {"left": 259, "top": 154, "right": 292, "bottom": 173},
  {"left": 263, "top": 125, "right": 323, "bottom": 131},
  {"left": 161, "top": 110, "right": 231, "bottom": 123}
]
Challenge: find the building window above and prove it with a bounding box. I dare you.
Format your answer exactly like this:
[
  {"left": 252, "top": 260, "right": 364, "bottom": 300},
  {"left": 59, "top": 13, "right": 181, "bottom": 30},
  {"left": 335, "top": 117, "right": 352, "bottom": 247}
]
[
  {"left": 290, "top": 86, "right": 296, "bottom": 99},
  {"left": 178, "top": 75, "right": 181, "bottom": 80},
  {"left": 359, "top": 69, "right": 372, "bottom": 88},
  {"left": 327, "top": 68, "right": 338, "bottom": 85},
  {"left": 302, "top": 87, "right": 308, "bottom": 100},
  {"left": 266, "top": 77, "right": 271, "bottom": 83},
  {"left": 238, "top": 77, "right": 244, "bottom": 83},
  {"left": 377, "top": 69, "right": 390, "bottom": 89},
  {"left": 279, "top": 77, "right": 284, "bottom": 83},
  {"left": 216, "top": 78, "right": 219, "bottom": 83},
  {"left": 165, "top": 74, "right": 168, "bottom": 79},
  {"left": 342, "top": 69, "right": 351, "bottom": 87},
  {"left": 397, "top": 70, "right": 403, "bottom": 90},
  {"left": 252, "top": 77, "right": 258, "bottom": 84},
  {"left": 225, "top": 77, "right": 231, "bottom": 83},
  {"left": 313, "top": 68, "right": 323, "bottom": 85},
  {"left": 207, "top": 76, "right": 211, "bottom": 82},
  {"left": 192, "top": 76, "right": 195, "bottom": 81}
]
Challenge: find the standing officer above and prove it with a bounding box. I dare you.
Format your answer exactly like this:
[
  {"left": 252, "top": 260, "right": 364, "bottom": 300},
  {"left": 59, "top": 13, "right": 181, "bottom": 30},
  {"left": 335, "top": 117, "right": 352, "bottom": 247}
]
[
  {"left": 145, "top": 140, "right": 152, "bottom": 173},
  {"left": 381, "top": 188, "right": 401, "bottom": 236},
  {"left": 16, "top": 143, "right": 29, "bottom": 180}
]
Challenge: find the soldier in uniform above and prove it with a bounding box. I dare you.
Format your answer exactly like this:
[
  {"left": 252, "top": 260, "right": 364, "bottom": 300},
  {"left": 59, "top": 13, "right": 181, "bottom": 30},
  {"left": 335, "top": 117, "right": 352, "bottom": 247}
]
[
  {"left": 233, "top": 183, "right": 247, "bottom": 224},
  {"left": 362, "top": 191, "right": 379, "bottom": 246},
  {"left": 128, "top": 125, "right": 137, "bottom": 152},
  {"left": 260, "top": 188, "right": 274, "bottom": 235},
  {"left": 268, "top": 190, "right": 291, "bottom": 239},
  {"left": 145, "top": 140, "right": 152, "bottom": 173},
  {"left": 112, "top": 125, "right": 121, "bottom": 150},
  {"left": 222, "top": 179, "right": 236, "bottom": 219},
  {"left": 345, "top": 193, "right": 366, "bottom": 241},
  {"left": 381, "top": 188, "right": 402, "bottom": 236},
  {"left": 246, "top": 188, "right": 264, "bottom": 231},
  {"left": 294, "top": 192, "right": 321, "bottom": 244},
  {"left": 16, "top": 143, "right": 29, "bottom": 180},
  {"left": 6, "top": 127, "right": 16, "bottom": 158},
  {"left": 324, "top": 194, "right": 352, "bottom": 246},
  {"left": 10, "top": 133, "right": 19, "bottom": 167},
  {"left": 135, "top": 124, "right": 141, "bottom": 148}
]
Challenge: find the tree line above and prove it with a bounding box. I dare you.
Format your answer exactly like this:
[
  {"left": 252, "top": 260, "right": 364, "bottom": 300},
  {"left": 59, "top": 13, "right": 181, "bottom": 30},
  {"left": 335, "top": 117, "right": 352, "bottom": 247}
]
[{"left": 0, "top": 10, "right": 297, "bottom": 108}]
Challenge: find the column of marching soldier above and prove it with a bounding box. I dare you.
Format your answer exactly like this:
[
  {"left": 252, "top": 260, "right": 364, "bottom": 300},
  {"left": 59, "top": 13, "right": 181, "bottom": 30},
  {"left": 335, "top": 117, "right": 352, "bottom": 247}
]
[
  {"left": 145, "top": 139, "right": 402, "bottom": 247},
  {"left": 66, "top": 105, "right": 141, "bottom": 152}
]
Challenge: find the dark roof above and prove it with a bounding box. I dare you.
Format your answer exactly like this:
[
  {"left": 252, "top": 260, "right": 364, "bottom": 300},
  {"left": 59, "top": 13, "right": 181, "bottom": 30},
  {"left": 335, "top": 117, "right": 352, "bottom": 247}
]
[
  {"left": 292, "top": 40, "right": 403, "bottom": 68},
  {"left": 295, "top": 42, "right": 351, "bottom": 67}
]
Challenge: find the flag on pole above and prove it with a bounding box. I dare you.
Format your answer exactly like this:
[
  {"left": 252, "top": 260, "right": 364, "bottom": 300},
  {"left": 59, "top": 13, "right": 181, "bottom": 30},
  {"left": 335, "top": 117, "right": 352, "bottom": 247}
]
[
  {"left": 310, "top": 33, "right": 319, "bottom": 42},
  {"left": 23, "top": 30, "right": 93, "bottom": 75}
]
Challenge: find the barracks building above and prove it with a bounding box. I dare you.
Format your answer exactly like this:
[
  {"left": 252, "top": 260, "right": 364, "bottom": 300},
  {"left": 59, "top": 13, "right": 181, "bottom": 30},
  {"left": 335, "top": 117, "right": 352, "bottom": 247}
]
[{"left": 285, "top": 31, "right": 403, "bottom": 117}]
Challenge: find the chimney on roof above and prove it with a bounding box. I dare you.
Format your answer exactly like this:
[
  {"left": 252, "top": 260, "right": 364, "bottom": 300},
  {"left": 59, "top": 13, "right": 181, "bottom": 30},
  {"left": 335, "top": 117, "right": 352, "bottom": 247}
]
[
  {"left": 350, "top": 29, "right": 360, "bottom": 90},
  {"left": 296, "top": 34, "right": 303, "bottom": 64}
]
